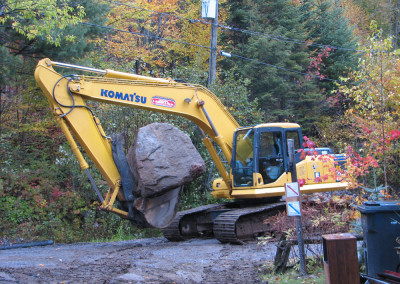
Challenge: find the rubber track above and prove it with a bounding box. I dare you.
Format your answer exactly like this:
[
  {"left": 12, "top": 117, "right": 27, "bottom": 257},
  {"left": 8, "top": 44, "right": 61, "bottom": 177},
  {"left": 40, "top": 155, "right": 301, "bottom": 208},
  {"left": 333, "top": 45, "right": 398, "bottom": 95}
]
[
  {"left": 162, "top": 203, "right": 222, "bottom": 241},
  {"left": 213, "top": 202, "right": 286, "bottom": 244}
]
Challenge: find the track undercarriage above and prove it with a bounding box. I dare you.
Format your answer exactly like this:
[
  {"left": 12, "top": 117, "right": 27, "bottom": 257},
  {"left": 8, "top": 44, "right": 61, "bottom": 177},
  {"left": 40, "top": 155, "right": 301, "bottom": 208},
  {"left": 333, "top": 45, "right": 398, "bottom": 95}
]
[{"left": 162, "top": 201, "right": 286, "bottom": 244}]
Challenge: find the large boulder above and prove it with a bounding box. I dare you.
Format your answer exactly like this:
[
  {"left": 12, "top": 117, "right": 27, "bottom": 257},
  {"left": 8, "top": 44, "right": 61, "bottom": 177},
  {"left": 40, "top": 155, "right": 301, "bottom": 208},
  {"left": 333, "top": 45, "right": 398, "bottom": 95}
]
[{"left": 127, "top": 123, "right": 206, "bottom": 198}]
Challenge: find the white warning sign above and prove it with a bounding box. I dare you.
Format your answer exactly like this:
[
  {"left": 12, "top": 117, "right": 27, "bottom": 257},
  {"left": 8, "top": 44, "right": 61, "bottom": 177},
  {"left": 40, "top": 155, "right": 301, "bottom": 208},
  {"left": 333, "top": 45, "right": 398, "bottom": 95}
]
[
  {"left": 285, "top": 182, "right": 300, "bottom": 198},
  {"left": 287, "top": 201, "right": 301, "bottom": 216}
]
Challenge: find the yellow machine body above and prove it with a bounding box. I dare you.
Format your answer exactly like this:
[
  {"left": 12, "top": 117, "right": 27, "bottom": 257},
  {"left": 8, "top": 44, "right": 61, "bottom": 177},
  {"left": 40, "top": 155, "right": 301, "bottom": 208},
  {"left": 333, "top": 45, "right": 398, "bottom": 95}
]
[{"left": 34, "top": 59, "right": 348, "bottom": 224}]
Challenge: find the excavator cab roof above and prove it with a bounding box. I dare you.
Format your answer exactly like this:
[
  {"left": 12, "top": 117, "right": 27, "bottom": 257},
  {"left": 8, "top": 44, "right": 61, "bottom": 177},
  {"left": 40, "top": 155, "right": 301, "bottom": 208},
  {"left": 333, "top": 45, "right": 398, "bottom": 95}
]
[{"left": 253, "top": 122, "right": 301, "bottom": 129}]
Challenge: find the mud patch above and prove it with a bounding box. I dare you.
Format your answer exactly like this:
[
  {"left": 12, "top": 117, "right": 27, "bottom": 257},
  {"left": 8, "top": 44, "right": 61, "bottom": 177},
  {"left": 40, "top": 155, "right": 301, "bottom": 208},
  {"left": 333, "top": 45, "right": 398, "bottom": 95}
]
[{"left": 0, "top": 238, "right": 276, "bottom": 283}]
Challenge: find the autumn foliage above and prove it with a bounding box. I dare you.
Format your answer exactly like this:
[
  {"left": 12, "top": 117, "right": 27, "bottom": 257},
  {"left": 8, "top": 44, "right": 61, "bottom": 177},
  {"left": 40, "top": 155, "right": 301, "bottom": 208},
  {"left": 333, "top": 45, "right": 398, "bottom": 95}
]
[
  {"left": 100, "top": 0, "right": 228, "bottom": 74},
  {"left": 337, "top": 24, "right": 400, "bottom": 196}
]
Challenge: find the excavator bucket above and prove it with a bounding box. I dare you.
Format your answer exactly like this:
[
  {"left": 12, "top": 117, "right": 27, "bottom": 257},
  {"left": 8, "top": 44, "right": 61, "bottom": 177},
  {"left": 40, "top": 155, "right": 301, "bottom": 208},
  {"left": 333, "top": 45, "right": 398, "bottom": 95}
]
[
  {"left": 112, "top": 134, "right": 181, "bottom": 228},
  {"left": 132, "top": 186, "right": 182, "bottom": 228},
  {"left": 114, "top": 123, "right": 205, "bottom": 228},
  {"left": 111, "top": 132, "right": 190, "bottom": 229}
]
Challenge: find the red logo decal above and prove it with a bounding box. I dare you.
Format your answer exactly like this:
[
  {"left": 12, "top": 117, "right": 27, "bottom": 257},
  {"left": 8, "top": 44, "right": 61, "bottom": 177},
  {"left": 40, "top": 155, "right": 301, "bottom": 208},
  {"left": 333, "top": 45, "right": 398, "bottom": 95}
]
[{"left": 151, "top": 96, "right": 176, "bottom": 108}]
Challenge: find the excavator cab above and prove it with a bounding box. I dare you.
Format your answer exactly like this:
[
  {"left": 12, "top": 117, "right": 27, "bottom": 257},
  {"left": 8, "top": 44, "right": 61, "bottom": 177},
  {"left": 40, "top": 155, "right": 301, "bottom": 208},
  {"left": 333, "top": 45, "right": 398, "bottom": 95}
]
[{"left": 231, "top": 123, "right": 303, "bottom": 188}]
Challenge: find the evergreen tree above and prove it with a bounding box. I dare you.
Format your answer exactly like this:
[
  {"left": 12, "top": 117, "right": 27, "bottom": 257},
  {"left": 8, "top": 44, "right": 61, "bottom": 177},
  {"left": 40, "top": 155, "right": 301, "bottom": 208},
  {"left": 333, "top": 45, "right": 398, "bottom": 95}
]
[
  {"left": 221, "top": 0, "right": 323, "bottom": 134},
  {"left": 300, "top": 0, "right": 359, "bottom": 94}
]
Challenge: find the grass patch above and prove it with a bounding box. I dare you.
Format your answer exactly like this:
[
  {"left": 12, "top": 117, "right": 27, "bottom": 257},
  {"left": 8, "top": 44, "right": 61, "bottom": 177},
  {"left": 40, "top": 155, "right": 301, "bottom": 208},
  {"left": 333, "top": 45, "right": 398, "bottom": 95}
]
[
  {"left": 259, "top": 258, "right": 325, "bottom": 284},
  {"left": 91, "top": 222, "right": 162, "bottom": 243},
  {"left": 260, "top": 267, "right": 325, "bottom": 284}
]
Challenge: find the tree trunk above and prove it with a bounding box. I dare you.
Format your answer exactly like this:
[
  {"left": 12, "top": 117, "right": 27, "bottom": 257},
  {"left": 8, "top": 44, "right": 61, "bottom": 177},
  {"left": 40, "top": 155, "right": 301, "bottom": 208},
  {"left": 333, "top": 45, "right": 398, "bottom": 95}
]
[
  {"left": 380, "top": 50, "right": 389, "bottom": 190},
  {"left": 274, "top": 234, "right": 292, "bottom": 273}
]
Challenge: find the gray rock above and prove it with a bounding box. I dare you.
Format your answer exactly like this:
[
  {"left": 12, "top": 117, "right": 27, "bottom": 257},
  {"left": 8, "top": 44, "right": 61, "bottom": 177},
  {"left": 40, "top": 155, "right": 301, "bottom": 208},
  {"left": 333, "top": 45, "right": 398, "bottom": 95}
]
[{"left": 127, "top": 123, "right": 206, "bottom": 198}]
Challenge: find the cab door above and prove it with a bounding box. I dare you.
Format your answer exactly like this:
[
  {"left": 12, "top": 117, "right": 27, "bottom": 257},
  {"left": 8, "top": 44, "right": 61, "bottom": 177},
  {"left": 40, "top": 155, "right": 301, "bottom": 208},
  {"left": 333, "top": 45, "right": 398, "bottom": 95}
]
[{"left": 257, "top": 129, "right": 285, "bottom": 184}]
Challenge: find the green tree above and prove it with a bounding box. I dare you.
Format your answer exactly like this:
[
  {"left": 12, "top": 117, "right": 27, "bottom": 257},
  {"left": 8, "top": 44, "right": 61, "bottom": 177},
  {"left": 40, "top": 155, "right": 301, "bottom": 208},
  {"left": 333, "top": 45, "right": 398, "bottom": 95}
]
[
  {"left": 221, "top": 0, "right": 323, "bottom": 134},
  {"left": 1, "top": 0, "right": 85, "bottom": 46},
  {"left": 300, "top": 0, "right": 359, "bottom": 93}
]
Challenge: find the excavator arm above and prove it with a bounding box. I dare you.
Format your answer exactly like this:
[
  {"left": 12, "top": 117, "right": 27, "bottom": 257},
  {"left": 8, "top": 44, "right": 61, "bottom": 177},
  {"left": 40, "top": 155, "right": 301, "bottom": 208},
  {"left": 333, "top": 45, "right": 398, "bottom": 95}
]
[{"left": 34, "top": 58, "right": 239, "bottom": 226}]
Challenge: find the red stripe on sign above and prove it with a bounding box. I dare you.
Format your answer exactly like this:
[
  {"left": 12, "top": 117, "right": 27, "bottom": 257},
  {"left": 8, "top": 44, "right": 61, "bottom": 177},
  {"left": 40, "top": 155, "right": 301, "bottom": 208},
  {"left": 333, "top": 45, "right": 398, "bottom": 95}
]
[{"left": 287, "top": 185, "right": 298, "bottom": 195}]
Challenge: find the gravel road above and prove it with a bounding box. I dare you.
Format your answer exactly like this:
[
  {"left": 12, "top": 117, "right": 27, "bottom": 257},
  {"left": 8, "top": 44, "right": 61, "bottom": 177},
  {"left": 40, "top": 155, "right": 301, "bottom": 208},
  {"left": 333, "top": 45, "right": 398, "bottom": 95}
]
[{"left": 0, "top": 238, "right": 277, "bottom": 283}]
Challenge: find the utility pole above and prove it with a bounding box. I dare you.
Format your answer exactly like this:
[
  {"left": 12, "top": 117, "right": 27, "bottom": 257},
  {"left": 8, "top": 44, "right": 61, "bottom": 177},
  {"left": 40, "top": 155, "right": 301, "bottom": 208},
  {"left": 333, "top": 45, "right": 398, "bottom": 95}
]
[
  {"left": 208, "top": 0, "right": 218, "bottom": 86},
  {"left": 201, "top": 0, "right": 218, "bottom": 86}
]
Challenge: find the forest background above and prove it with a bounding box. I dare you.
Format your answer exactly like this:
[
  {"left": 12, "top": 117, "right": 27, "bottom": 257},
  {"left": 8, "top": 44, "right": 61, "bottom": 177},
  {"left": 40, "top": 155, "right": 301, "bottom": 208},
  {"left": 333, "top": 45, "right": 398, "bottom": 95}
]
[{"left": 1, "top": 0, "right": 400, "bottom": 243}]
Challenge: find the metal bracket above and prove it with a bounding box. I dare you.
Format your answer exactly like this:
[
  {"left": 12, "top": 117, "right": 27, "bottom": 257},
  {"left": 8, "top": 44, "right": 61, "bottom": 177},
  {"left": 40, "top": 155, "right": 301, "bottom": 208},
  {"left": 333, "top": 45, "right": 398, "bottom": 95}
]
[{"left": 110, "top": 133, "right": 137, "bottom": 219}]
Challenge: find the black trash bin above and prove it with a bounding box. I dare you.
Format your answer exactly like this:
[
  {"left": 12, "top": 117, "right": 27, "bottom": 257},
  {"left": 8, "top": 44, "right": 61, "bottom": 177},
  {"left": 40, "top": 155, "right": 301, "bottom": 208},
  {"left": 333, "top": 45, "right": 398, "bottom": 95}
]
[{"left": 358, "top": 201, "right": 400, "bottom": 277}]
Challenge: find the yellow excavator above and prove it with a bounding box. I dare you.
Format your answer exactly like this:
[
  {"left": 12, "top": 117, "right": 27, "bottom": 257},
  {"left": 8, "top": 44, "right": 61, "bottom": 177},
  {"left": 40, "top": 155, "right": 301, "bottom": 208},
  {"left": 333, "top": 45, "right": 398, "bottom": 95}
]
[{"left": 34, "top": 58, "right": 348, "bottom": 243}]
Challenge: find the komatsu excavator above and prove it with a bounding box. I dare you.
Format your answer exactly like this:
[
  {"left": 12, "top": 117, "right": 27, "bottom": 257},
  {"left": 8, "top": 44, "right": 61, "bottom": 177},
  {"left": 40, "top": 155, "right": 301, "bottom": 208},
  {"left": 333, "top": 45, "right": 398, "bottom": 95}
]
[{"left": 34, "top": 58, "right": 348, "bottom": 243}]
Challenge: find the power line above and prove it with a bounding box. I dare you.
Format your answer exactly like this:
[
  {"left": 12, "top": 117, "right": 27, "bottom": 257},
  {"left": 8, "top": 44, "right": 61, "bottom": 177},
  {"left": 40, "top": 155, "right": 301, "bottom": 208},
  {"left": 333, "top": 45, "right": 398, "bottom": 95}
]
[
  {"left": 218, "top": 24, "right": 363, "bottom": 53},
  {"left": 105, "top": 0, "right": 363, "bottom": 53},
  {"left": 225, "top": 52, "right": 340, "bottom": 82},
  {"left": 81, "top": 21, "right": 342, "bottom": 82}
]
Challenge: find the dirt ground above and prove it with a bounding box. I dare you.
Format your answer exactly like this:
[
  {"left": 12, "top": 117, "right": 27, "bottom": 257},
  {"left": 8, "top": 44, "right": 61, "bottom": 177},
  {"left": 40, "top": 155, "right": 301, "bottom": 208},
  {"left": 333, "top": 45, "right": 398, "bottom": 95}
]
[{"left": 0, "top": 237, "right": 279, "bottom": 283}]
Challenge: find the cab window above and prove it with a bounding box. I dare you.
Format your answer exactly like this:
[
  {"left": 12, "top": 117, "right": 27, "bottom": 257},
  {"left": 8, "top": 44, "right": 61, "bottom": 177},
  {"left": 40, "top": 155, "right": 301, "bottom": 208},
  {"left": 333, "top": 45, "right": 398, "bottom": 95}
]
[
  {"left": 258, "top": 131, "right": 284, "bottom": 183},
  {"left": 286, "top": 131, "right": 301, "bottom": 150},
  {"left": 286, "top": 130, "right": 303, "bottom": 163}
]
